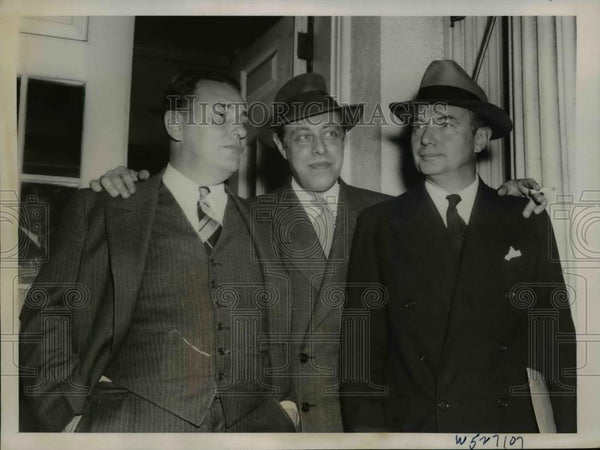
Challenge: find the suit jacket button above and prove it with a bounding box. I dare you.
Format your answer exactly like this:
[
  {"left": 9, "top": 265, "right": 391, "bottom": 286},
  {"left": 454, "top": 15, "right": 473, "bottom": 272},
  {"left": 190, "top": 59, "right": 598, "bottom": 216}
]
[
  {"left": 418, "top": 353, "right": 429, "bottom": 362},
  {"left": 497, "top": 398, "right": 509, "bottom": 409},
  {"left": 218, "top": 372, "right": 225, "bottom": 381},
  {"left": 218, "top": 347, "right": 227, "bottom": 355},
  {"left": 404, "top": 300, "right": 416, "bottom": 310},
  {"left": 211, "top": 280, "right": 217, "bottom": 289},
  {"left": 299, "top": 353, "right": 309, "bottom": 363},
  {"left": 498, "top": 343, "right": 508, "bottom": 352},
  {"left": 217, "top": 322, "right": 224, "bottom": 331},
  {"left": 437, "top": 400, "right": 450, "bottom": 411},
  {"left": 210, "top": 258, "right": 218, "bottom": 266}
]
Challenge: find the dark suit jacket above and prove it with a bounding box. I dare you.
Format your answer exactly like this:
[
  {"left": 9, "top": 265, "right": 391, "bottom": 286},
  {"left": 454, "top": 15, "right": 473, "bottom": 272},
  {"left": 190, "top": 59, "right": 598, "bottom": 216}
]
[
  {"left": 19, "top": 172, "right": 293, "bottom": 432},
  {"left": 340, "top": 181, "right": 577, "bottom": 433},
  {"left": 252, "top": 180, "right": 390, "bottom": 431}
]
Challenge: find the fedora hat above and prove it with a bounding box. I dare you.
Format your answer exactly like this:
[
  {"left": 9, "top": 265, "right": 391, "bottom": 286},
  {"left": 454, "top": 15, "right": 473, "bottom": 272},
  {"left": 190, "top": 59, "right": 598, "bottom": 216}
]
[
  {"left": 260, "top": 73, "right": 363, "bottom": 144},
  {"left": 389, "top": 60, "right": 512, "bottom": 139}
]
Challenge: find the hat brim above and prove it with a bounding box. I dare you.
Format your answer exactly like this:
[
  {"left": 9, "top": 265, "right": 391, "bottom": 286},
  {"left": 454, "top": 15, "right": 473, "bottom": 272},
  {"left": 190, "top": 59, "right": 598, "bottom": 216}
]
[
  {"left": 389, "top": 99, "right": 512, "bottom": 140},
  {"left": 258, "top": 103, "right": 364, "bottom": 147}
]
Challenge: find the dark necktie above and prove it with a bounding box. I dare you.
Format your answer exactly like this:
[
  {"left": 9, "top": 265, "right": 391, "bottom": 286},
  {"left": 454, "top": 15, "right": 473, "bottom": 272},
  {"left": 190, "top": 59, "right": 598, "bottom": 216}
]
[
  {"left": 197, "top": 186, "right": 222, "bottom": 252},
  {"left": 446, "top": 193, "right": 467, "bottom": 252}
]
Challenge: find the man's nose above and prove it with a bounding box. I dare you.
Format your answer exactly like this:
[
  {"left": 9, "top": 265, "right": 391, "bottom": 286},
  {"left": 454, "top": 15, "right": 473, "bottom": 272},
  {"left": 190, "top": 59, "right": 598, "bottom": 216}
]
[
  {"left": 312, "top": 136, "right": 326, "bottom": 154},
  {"left": 419, "top": 125, "right": 435, "bottom": 146}
]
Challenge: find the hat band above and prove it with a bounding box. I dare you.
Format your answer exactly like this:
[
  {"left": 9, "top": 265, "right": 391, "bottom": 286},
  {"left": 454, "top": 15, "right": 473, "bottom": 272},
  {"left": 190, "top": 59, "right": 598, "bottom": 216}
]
[
  {"left": 417, "top": 85, "right": 484, "bottom": 103},
  {"left": 272, "top": 91, "right": 342, "bottom": 125}
]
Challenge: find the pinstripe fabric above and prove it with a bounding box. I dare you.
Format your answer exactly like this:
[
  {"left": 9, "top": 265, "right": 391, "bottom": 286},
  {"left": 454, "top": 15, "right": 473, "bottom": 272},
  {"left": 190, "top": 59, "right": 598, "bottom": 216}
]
[
  {"left": 19, "top": 172, "right": 295, "bottom": 432},
  {"left": 208, "top": 190, "right": 278, "bottom": 429},
  {"left": 75, "top": 383, "right": 228, "bottom": 432},
  {"left": 101, "top": 184, "right": 217, "bottom": 428}
]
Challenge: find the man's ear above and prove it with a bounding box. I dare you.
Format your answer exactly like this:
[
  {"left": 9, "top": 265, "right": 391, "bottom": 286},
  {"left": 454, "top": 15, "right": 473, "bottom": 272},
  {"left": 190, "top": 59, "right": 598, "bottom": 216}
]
[
  {"left": 272, "top": 133, "right": 288, "bottom": 160},
  {"left": 164, "top": 111, "right": 183, "bottom": 142},
  {"left": 474, "top": 126, "right": 492, "bottom": 154}
]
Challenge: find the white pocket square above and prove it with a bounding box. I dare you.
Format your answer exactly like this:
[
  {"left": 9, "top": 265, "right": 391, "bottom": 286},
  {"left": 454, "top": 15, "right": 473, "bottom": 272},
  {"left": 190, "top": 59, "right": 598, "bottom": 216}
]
[{"left": 504, "top": 246, "right": 522, "bottom": 261}]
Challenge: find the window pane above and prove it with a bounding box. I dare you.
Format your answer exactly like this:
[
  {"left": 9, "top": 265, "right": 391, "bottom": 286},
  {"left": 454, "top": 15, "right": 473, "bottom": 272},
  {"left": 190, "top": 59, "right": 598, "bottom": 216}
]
[{"left": 23, "top": 78, "right": 85, "bottom": 178}]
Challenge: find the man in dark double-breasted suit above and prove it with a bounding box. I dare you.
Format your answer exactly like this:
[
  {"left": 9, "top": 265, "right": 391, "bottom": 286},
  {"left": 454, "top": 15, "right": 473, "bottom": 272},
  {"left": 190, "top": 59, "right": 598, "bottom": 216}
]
[
  {"left": 340, "top": 60, "right": 577, "bottom": 433},
  {"left": 19, "top": 72, "right": 295, "bottom": 432}
]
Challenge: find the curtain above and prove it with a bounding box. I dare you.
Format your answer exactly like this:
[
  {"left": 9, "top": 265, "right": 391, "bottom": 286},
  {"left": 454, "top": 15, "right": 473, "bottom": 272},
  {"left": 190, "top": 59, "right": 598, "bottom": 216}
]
[
  {"left": 509, "top": 16, "right": 576, "bottom": 195},
  {"left": 446, "top": 16, "right": 507, "bottom": 189},
  {"left": 509, "top": 16, "right": 577, "bottom": 267}
]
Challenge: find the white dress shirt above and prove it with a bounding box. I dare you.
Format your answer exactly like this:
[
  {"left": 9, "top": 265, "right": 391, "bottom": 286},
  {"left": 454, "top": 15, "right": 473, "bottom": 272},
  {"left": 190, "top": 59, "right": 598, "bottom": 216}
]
[
  {"left": 162, "top": 163, "right": 228, "bottom": 229},
  {"left": 424, "top": 176, "right": 479, "bottom": 227},
  {"left": 291, "top": 177, "right": 340, "bottom": 230}
]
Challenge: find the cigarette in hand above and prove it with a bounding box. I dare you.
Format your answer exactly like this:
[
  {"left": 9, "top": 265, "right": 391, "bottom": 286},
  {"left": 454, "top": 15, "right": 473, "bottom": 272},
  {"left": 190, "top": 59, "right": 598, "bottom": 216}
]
[{"left": 528, "top": 186, "right": 555, "bottom": 195}]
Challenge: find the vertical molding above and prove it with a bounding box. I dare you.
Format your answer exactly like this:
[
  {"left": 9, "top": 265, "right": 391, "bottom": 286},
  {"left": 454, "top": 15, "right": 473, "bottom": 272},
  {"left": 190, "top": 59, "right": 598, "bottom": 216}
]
[
  {"left": 292, "top": 16, "right": 308, "bottom": 76},
  {"left": 509, "top": 17, "right": 526, "bottom": 178},
  {"left": 443, "top": 17, "right": 452, "bottom": 59},
  {"left": 17, "top": 73, "right": 28, "bottom": 181},
  {"left": 330, "top": 16, "right": 352, "bottom": 105},
  {"left": 330, "top": 16, "right": 353, "bottom": 183},
  {"left": 0, "top": 15, "right": 21, "bottom": 435},
  {"left": 521, "top": 17, "right": 543, "bottom": 182}
]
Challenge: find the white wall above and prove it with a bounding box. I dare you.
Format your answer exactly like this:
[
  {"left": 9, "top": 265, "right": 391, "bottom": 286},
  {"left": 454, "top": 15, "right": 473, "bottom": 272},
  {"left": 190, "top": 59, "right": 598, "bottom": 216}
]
[
  {"left": 18, "top": 16, "right": 135, "bottom": 187},
  {"left": 341, "top": 16, "right": 445, "bottom": 195},
  {"left": 79, "top": 17, "right": 135, "bottom": 186},
  {"left": 380, "top": 17, "right": 445, "bottom": 195},
  {"left": 347, "top": 16, "right": 382, "bottom": 192}
]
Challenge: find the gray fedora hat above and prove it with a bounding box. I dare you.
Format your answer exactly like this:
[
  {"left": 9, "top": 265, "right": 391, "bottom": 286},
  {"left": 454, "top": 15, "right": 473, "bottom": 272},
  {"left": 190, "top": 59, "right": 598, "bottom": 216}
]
[{"left": 389, "top": 60, "right": 512, "bottom": 139}]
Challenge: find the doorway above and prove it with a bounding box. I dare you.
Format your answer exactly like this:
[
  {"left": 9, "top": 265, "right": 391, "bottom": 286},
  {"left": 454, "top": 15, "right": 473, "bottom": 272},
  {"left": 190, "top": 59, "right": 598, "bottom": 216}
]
[{"left": 127, "top": 16, "right": 310, "bottom": 198}]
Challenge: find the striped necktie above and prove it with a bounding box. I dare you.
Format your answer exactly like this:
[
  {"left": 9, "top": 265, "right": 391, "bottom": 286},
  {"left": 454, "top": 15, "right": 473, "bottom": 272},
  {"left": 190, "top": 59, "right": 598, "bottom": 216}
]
[
  {"left": 312, "top": 194, "right": 336, "bottom": 258},
  {"left": 446, "top": 193, "right": 467, "bottom": 253},
  {"left": 197, "top": 186, "right": 222, "bottom": 252}
]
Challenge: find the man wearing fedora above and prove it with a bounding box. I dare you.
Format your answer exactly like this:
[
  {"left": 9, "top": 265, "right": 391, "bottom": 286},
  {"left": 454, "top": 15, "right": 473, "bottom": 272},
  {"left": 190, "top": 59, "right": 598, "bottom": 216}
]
[
  {"left": 249, "top": 73, "right": 392, "bottom": 432},
  {"left": 89, "top": 70, "right": 549, "bottom": 432},
  {"left": 340, "top": 60, "right": 577, "bottom": 433}
]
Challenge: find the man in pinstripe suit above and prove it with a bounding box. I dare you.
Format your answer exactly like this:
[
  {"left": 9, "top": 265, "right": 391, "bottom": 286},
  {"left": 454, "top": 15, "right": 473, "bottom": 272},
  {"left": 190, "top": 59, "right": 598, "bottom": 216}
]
[{"left": 19, "top": 72, "right": 295, "bottom": 432}]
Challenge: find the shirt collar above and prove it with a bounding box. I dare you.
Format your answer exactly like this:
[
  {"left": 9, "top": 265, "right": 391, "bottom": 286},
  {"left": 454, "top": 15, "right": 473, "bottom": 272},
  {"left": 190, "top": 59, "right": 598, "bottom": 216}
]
[
  {"left": 425, "top": 176, "right": 479, "bottom": 226},
  {"left": 290, "top": 177, "right": 340, "bottom": 209},
  {"left": 162, "top": 163, "right": 227, "bottom": 227}
]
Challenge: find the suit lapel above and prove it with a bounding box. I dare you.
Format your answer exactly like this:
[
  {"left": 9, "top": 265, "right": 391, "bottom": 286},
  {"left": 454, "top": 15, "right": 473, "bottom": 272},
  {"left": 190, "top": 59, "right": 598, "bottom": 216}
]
[
  {"left": 309, "top": 181, "right": 360, "bottom": 332},
  {"left": 105, "top": 171, "right": 163, "bottom": 349},
  {"left": 232, "top": 189, "right": 294, "bottom": 338},
  {"left": 278, "top": 187, "right": 327, "bottom": 336},
  {"left": 272, "top": 184, "right": 327, "bottom": 281},
  {"left": 453, "top": 182, "right": 510, "bottom": 301},
  {"left": 387, "top": 184, "right": 458, "bottom": 307}
]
